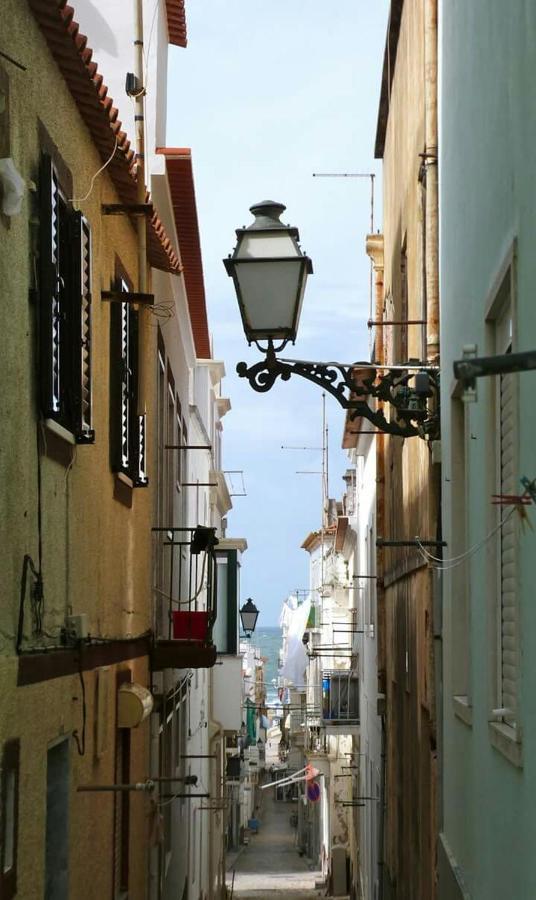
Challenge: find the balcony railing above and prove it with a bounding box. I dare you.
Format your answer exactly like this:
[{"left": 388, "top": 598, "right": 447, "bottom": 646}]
[
  {"left": 322, "top": 671, "right": 359, "bottom": 724},
  {"left": 151, "top": 525, "right": 219, "bottom": 670}
]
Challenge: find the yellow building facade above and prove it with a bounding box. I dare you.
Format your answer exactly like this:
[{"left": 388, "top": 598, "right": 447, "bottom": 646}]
[{"left": 0, "top": 2, "right": 180, "bottom": 896}]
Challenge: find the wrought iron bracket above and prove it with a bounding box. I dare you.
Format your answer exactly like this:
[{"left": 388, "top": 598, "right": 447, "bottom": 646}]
[{"left": 236, "top": 349, "right": 440, "bottom": 439}]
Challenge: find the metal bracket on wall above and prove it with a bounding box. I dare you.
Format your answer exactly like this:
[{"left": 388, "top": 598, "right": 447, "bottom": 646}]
[
  {"left": 101, "top": 290, "right": 154, "bottom": 305},
  {"left": 102, "top": 203, "right": 152, "bottom": 216},
  {"left": 237, "top": 349, "right": 440, "bottom": 439},
  {"left": 376, "top": 538, "right": 447, "bottom": 548}
]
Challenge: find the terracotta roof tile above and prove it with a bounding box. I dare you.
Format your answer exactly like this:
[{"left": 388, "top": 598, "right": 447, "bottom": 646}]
[
  {"left": 157, "top": 148, "right": 211, "bottom": 359},
  {"left": 165, "top": 0, "right": 187, "bottom": 47},
  {"left": 28, "top": 0, "right": 181, "bottom": 275}
]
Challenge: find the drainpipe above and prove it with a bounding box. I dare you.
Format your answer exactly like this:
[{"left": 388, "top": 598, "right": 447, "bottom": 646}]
[
  {"left": 209, "top": 673, "right": 225, "bottom": 900},
  {"left": 366, "top": 234, "right": 385, "bottom": 697},
  {"left": 366, "top": 233, "right": 386, "bottom": 900},
  {"left": 134, "top": 0, "right": 147, "bottom": 413},
  {"left": 424, "top": 0, "right": 439, "bottom": 365}
]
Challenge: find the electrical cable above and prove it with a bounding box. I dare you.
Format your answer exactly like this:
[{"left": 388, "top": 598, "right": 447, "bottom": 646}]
[
  {"left": 68, "top": 136, "right": 118, "bottom": 205},
  {"left": 72, "top": 643, "right": 87, "bottom": 756},
  {"left": 17, "top": 555, "right": 41, "bottom": 654},
  {"left": 415, "top": 506, "right": 515, "bottom": 571},
  {"left": 153, "top": 551, "right": 208, "bottom": 609}
]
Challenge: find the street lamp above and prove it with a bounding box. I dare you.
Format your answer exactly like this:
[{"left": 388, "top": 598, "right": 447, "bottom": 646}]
[
  {"left": 224, "top": 201, "right": 439, "bottom": 439},
  {"left": 239, "top": 598, "right": 259, "bottom": 638},
  {"left": 223, "top": 200, "right": 313, "bottom": 348}
]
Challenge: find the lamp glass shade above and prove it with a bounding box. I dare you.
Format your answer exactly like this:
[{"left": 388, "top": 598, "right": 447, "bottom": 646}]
[
  {"left": 233, "top": 257, "right": 307, "bottom": 342},
  {"left": 224, "top": 201, "right": 312, "bottom": 344},
  {"left": 240, "top": 598, "right": 259, "bottom": 636}
]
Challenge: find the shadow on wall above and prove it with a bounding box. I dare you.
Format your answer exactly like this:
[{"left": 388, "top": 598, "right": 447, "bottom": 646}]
[{"left": 70, "top": 0, "right": 119, "bottom": 57}]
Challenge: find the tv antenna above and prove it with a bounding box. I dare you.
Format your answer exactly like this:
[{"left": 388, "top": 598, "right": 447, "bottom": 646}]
[{"left": 312, "top": 172, "right": 376, "bottom": 232}]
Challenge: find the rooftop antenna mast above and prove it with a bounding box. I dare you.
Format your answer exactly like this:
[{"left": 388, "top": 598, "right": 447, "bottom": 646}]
[{"left": 312, "top": 172, "right": 376, "bottom": 232}]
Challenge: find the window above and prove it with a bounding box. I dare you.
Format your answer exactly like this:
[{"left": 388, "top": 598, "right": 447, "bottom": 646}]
[
  {"left": 109, "top": 270, "right": 147, "bottom": 485},
  {"left": 0, "top": 740, "right": 19, "bottom": 900},
  {"left": 114, "top": 730, "right": 130, "bottom": 898},
  {"left": 322, "top": 671, "right": 359, "bottom": 722},
  {"left": 492, "top": 289, "right": 518, "bottom": 729},
  {"left": 367, "top": 524, "right": 376, "bottom": 639},
  {"left": 166, "top": 372, "right": 176, "bottom": 523},
  {"left": 45, "top": 739, "right": 70, "bottom": 900},
  {"left": 399, "top": 239, "right": 408, "bottom": 363},
  {"left": 213, "top": 550, "right": 239, "bottom": 654},
  {"left": 39, "top": 154, "right": 94, "bottom": 442},
  {"left": 450, "top": 393, "right": 471, "bottom": 714}
]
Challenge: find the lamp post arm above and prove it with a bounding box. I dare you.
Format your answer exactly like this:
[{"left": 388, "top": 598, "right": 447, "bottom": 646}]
[{"left": 236, "top": 351, "right": 439, "bottom": 439}]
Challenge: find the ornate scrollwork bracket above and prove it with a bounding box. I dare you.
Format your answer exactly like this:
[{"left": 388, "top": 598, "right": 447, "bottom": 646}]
[{"left": 236, "top": 348, "right": 440, "bottom": 439}]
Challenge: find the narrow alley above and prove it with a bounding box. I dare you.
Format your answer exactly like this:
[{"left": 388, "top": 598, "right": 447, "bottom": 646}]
[{"left": 227, "top": 788, "right": 322, "bottom": 899}]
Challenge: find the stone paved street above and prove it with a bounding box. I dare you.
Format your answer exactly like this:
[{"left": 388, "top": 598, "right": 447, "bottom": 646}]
[{"left": 226, "top": 789, "right": 322, "bottom": 899}]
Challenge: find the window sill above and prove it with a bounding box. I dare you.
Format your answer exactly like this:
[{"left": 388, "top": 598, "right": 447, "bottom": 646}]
[
  {"left": 452, "top": 695, "right": 473, "bottom": 727},
  {"left": 113, "top": 472, "right": 134, "bottom": 509},
  {"left": 116, "top": 472, "right": 134, "bottom": 489},
  {"left": 45, "top": 418, "right": 76, "bottom": 445},
  {"left": 489, "top": 720, "right": 523, "bottom": 768}
]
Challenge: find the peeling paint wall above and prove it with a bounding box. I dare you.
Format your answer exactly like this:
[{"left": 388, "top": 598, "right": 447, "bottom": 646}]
[{"left": 377, "top": 0, "right": 439, "bottom": 897}]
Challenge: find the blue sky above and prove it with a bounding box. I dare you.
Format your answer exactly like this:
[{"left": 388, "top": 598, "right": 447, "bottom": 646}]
[{"left": 168, "top": 1, "right": 389, "bottom": 626}]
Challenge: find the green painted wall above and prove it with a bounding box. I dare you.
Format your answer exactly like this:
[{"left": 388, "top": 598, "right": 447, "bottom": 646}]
[{"left": 440, "top": 3, "right": 536, "bottom": 898}]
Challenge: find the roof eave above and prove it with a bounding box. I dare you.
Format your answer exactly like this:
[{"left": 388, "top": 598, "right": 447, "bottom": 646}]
[
  {"left": 28, "top": 0, "right": 180, "bottom": 275},
  {"left": 374, "top": 0, "right": 405, "bottom": 159}
]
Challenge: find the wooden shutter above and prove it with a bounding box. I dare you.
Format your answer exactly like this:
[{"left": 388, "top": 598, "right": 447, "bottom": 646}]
[
  {"left": 69, "top": 211, "right": 95, "bottom": 443},
  {"left": 500, "top": 366, "right": 517, "bottom": 725},
  {"left": 129, "top": 310, "right": 148, "bottom": 487},
  {"left": 110, "top": 296, "right": 131, "bottom": 474},
  {"left": 135, "top": 413, "right": 149, "bottom": 486},
  {"left": 39, "top": 154, "right": 61, "bottom": 418}
]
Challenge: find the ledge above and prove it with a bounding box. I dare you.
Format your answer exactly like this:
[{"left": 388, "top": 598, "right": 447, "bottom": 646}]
[
  {"left": 17, "top": 638, "right": 149, "bottom": 685},
  {"left": 45, "top": 418, "right": 76, "bottom": 445},
  {"left": 489, "top": 721, "right": 523, "bottom": 768},
  {"left": 452, "top": 695, "right": 473, "bottom": 727}
]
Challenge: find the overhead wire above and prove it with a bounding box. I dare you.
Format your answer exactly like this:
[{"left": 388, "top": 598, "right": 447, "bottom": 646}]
[
  {"left": 67, "top": 137, "right": 118, "bottom": 205},
  {"left": 415, "top": 506, "right": 516, "bottom": 571}
]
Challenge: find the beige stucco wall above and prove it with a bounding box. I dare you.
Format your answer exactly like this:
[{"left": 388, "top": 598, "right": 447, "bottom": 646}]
[
  {"left": 0, "top": 2, "right": 157, "bottom": 897},
  {"left": 378, "top": 1, "right": 438, "bottom": 898},
  {"left": 0, "top": 0, "right": 155, "bottom": 649},
  {"left": 0, "top": 656, "right": 151, "bottom": 899}
]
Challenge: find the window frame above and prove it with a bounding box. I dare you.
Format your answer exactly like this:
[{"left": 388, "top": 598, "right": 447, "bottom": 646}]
[
  {"left": 39, "top": 153, "right": 95, "bottom": 444},
  {"left": 449, "top": 383, "right": 472, "bottom": 721},
  {"left": 484, "top": 243, "right": 522, "bottom": 763},
  {"left": 0, "top": 739, "right": 19, "bottom": 900},
  {"left": 109, "top": 262, "right": 148, "bottom": 487}
]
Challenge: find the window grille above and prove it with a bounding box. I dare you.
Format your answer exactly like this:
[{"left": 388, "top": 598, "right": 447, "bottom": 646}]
[
  {"left": 322, "top": 671, "right": 359, "bottom": 723},
  {"left": 39, "top": 154, "right": 94, "bottom": 442},
  {"left": 110, "top": 275, "right": 147, "bottom": 485}
]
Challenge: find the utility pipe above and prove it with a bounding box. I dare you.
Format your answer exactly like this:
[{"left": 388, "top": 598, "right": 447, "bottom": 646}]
[
  {"left": 424, "top": 0, "right": 439, "bottom": 364},
  {"left": 134, "top": 0, "right": 148, "bottom": 414}
]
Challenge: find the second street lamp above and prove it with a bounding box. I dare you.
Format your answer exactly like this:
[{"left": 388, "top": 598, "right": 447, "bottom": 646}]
[
  {"left": 239, "top": 598, "right": 259, "bottom": 638},
  {"left": 224, "top": 201, "right": 440, "bottom": 439}
]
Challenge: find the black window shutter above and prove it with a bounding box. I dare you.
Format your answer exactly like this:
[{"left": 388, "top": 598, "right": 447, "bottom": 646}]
[
  {"left": 109, "top": 299, "right": 129, "bottom": 473},
  {"left": 39, "top": 154, "right": 61, "bottom": 418},
  {"left": 68, "top": 211, "right": 95, "bottom": 443},
  {"left": 110, "top": 286, "right": 147, "bottom": 485},
  {"left": 135, "top": 412, "right": 149, "bottom": 486}
]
